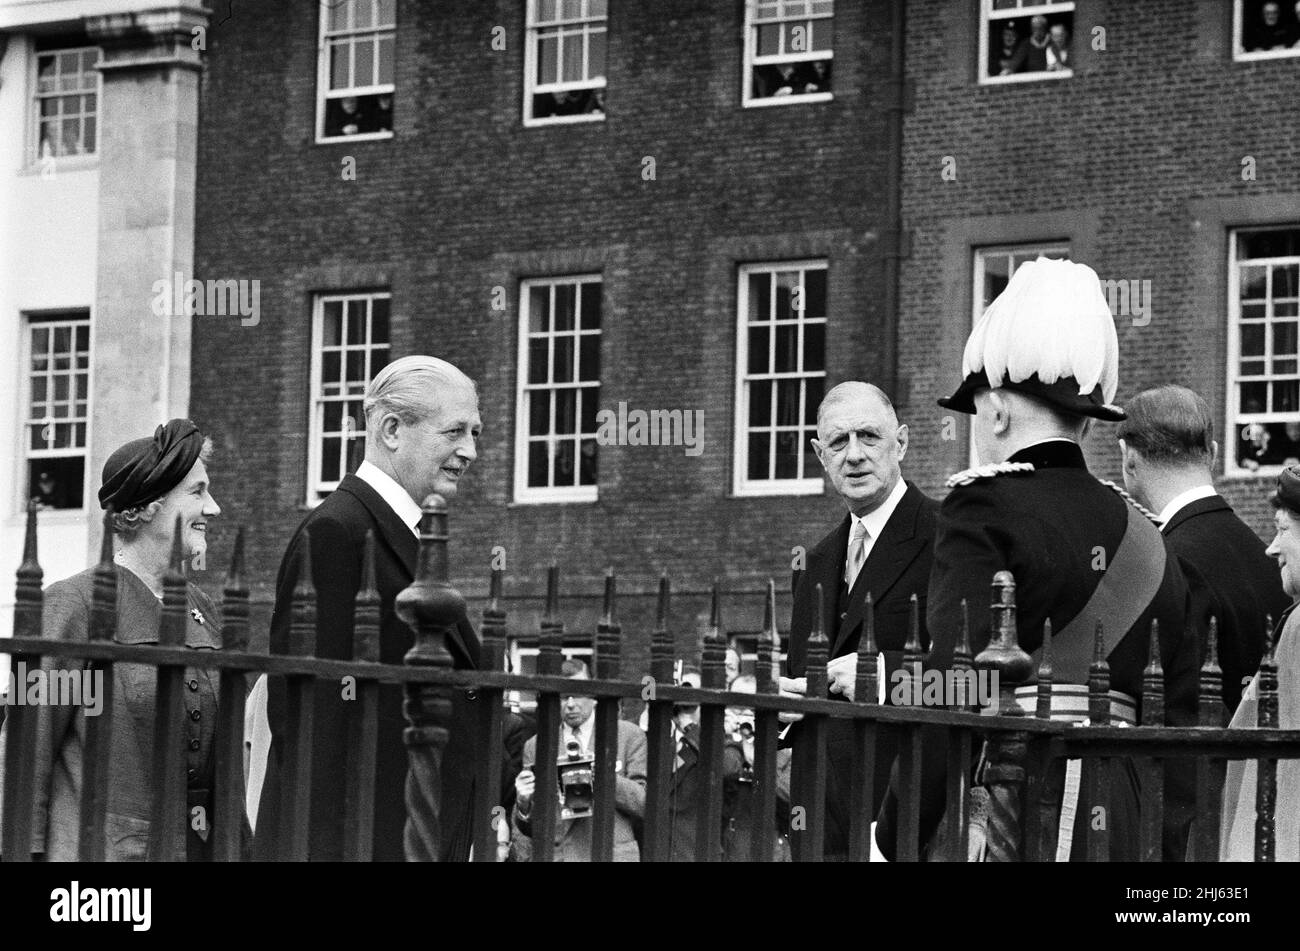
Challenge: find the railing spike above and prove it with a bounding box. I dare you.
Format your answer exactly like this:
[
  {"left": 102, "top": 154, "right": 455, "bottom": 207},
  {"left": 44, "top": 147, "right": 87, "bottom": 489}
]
[
  {"left": 1199, "top": 615, "right": 1224, "bottom": 726},
  {"left": 602, "top": 568, "right": 616, "bottom": 625},
  {"left": 221, "top": 525, "right": 250, "bottom": 653},
  {"left": 1035, "top": 616, "right": 1053, "bottom": 720},
  {"left": 855, "top": 591, "right": 879, "bottom": 705},
  {"left": 1088, "top": 619, "right": 1110, "bottom": 725},
  {"left": 1141, "top": 617, "right": 1164, "bottom": 727},
  {"left": 757, "top": 579, "right": 779, "bottom": 694}
]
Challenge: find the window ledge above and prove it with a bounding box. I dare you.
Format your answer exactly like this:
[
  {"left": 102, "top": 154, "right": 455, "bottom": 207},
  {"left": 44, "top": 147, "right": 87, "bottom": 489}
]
[
  {"left": 979, "top": 70, "right": 1072, "bottom": 86},
  {"left": 315, "top": 131, "right": 394, "bottom": 145},
  {"left": 743, "top": 92, "right": 833, "bottom": 108},
  {"left": 1234, "top": 48, "right": 1300, "bottom": 62},
  {"left": 17, "top": 155, "right": 99, "bottom": 177},
  {"left": 509, "top": 492, "right": 599, "bottom": 506},
  {"left": 523, "top": 113, "right": 606, "bottom": 128},
  {"left": 732, "top": 480, "right": 825, "bottom": 498}
]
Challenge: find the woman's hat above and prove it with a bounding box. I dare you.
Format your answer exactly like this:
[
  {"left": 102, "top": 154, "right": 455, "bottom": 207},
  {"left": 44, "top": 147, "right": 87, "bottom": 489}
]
[{"left": 98, "top": 418, "right": 205, "bottom": 512}]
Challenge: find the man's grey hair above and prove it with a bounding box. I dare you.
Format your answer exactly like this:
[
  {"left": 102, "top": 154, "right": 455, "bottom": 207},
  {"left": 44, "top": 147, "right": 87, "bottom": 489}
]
[
  {"left": 816, "top": 381, "right": 899, "bottom": 431},
  {"left": 1116, "top": 385, "right": 1214, "bottom": 467},
  {"left": 363, "top": 355, "right": 476, "bottom": 429}
]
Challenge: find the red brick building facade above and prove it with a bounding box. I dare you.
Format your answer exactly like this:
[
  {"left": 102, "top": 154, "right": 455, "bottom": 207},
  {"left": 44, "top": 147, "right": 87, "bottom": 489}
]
[{"left": 189, "top": 0, "right": 1300, "bottom": 667}]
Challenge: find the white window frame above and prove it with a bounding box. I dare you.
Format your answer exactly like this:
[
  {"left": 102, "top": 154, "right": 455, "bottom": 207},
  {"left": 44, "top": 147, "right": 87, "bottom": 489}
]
[
  {"left": 1225, "top": 226, "right": 1300, "bottom": 477},
  {"left": 969, "top": 244, "right": 1070, "bottom": 466},
  {"left": 978, "top": 0, "right": 1075, "bottom": 86},
  {"left": 514, "top": 275, "right": 602, "bottom": 504},
  {"left": 1234, "top": 0, "right": 1300, "bottom": 61},
  {"left": 22, "top": 310, "right": 92, "bottom": 513},
  {"left": 505, "top": 642, "right": 593, "bottom": 712},
  {"left": 742, "top": 0, "right": 835, "bottom": 108},
  {"left": 523, "top": 0, "right": 608, "bottom": 127},
  {"left": 733, "top": 260, "right": 828, "bottom": 497},
  {"left": 315, "top": 0, "right": 396, "bottom": 144},
  {"left": 30, "top": 45, "right": 101, "bottom": 165},
  {"left": 306, "top": 292, "right": 392, "bottom": 503}
]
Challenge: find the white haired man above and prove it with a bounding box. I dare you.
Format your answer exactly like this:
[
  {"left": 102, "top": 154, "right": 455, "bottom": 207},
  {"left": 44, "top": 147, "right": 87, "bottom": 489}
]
[{"left": 252, "top": 355, "right": 489, "bottom": 862}]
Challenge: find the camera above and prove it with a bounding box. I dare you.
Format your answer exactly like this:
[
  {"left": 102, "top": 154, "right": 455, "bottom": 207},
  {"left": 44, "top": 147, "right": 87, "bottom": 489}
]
[{"left": 557, "top": 739, "right": 595, "bottom": 820}]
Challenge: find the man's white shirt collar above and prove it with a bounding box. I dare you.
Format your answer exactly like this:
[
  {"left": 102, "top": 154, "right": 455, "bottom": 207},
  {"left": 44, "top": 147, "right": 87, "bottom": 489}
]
[
  {"left": 851, "top": 477, "right": 909, "bottom": 542},
  {"left": 1156, "top": 484, "right": 1217, "bottom": 529},
  {"left": 565, "top": 714, "right": 595, "bottom": 755},
  {"left": 356, "top": 460, "right": 422, "bottom": 538}
]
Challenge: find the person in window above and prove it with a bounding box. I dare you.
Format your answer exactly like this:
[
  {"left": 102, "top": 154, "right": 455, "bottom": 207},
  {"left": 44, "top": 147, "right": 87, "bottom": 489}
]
[
  {"left": 1249, "top": 1, "right": 1293, "bottom": 50},
  {"left": 1, "top": 420, "right": 231, "bottom": 861},
  {"left": 336, "top": 95, "right": 362, "bottom": 136},
  {"left": 1046, "top": 22, "right": 1071, "bottom": 71},
  {"left": 756, "top": 61, "right": 799, "bottom": 98},
  {"left": 798, "top": 59, "right": 832, "bottom": 94},
  {"left": 1006, "top": 14, "right": 1051, "bottom": 74},
  {"left": 373, "top": 93, "right": 393, "bottom": 132},
  {"left": 995, "top": 21, "right": 1022, "bottom": 75}
]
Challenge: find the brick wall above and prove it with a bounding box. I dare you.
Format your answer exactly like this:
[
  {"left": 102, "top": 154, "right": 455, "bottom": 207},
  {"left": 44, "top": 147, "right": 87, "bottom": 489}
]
[{"left": 190, "top": 0, "right": 901, "bottom": 666}]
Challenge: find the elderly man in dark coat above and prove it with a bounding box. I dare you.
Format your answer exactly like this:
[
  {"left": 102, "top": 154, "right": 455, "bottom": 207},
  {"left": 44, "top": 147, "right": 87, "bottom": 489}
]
[{"left": 253, "top": 355, "right": 504, "bottom": 862}]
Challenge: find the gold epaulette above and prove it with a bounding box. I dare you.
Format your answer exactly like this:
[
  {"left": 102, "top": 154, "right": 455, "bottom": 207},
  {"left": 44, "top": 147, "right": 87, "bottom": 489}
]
[
  {"left": 1097, "top": 479, "right": 1162, "bottom": 525},
  {"left": 944, "top": 461, "right": 1036, "bottom": 488}
]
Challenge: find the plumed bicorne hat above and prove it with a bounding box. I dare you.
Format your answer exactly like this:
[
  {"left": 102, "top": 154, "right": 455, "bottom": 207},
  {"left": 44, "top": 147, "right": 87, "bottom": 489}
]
[{"left": 938, "top": 256, "right": 1126, "bottom": 422}]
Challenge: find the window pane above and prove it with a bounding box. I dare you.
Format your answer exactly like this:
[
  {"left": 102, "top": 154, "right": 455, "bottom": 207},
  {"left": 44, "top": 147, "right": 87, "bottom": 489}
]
[
  {"left": 774, "top": 431, "right": 799, "bottom": 479},
  {"left": 347, "top": 300, "right": 366, "bottom": 344},
  {"left": 529, "top": 391, "right": 550, "bottom": 435},
  {"left": 580, "top": 389, "right": 598, "bottom": 433},
  {"left": 749, "top": 326, "right": 771, "bottom": 374},
  {"left": 553, "top": 438, "right": 577, "bottom": 486},
  {"left": 378, "top": 35, "right": 395, "bottom": 85},
  {"left": 371, "top": 297, "right": 390, "bottom": 342},
  {"left": 28, "top": 457, "right": 84, "bottom": 510},
  {"left": 805, "top": 376, "right": 824, "bottom": 424},
  {"left": 579, "top": 334, "right": 600, "bottom": 381},
  {"left": 803, "top": 323, "right": 826, "bottom": 372},
  {"left": 774, "top": 273, "right": 797, "bottom": 319},
  {"left": 555, "top": 388, "right": 577, "bottom": 434},
  {"left": 1276, "top": 264, "right": 1299, "bottom": 299},
  {"left": 554, "top": 283, "right": 576, "bottom": 331},
  {"left": 356, "top": 37, "right": 375, "bottom": 86},
  {"left": 321, "top": 437, "right": 341, "bottom": 483},
  {"left": 330, "top": 41, "right": 351, "bottom": 89},
  {"left": 1241, "top": 381, "right": 1267, "bottom": 413},
  {"left": 750, "top": 380, "right": 772, "bottom": 426},
  {"left": 538, "top": 34, "right": 559, "bottom": 84},
  {"left": 580, "top": 283, "right": 601, "bottom": 329},
  {"left": 1241, "top": 360, "right": 1266, "bottom": 377},
  {"left": 330, "top": 0, "right": 350, "bottom": 31},
  {"left": 1274, "top": 322, "right": 1298, "bottom": 356},
  {"left": 54, "top": 326, "right": 71, "bottom": 354},
  {"left": 31, "top": 377, "right": 47, "bottom": 403},
  {"left": 528, "top": 440, "right": 550, "bottom": 487},
  {"left": 587, "top": 27, "right": 607, "bottom": 78},
  {"left": 1241, "top": 322, "right": 1265, "bottom": 356},
  {"left": 579, "top": 438, "right": 597, "bottom": 485},
  {"left": 83, "top": 116, "right": 96, "bottom": 152},
  {"left": 553, "top": 336, "right": 575, "bottom": 382},
  {"left": 749, "top": 273, "right": 770, "bottom": 322},
  {"left": 323, "top": 400, "right": 343, "bottom": 433},
  {"left": 529, "top": 285, "right": 550, "bottom": 333},
  {"left": 804, "top": 269, "right": 827, "bottom": 318},
  {"left": 1240, "top": 265, "right": 1268, "bottom": 300},
  {"left": 323, "top": 351, "right": 341, "bottom": 385},
  {"left": 528, "top": 338, "right": 549, "bottom": 383},
  {"left": 774, "top": 324, "right": 797, "bottom": 372},
  {"left": 345, "top": 351, "right": 365, "bottom": 384},
  {"left": 377, "top": 0, "right": 396, "bottom": 27},
  {"left": 1275, "top": 381, "right": 1300, "bottom": 413},
  {"left": 758, "top": 23, "right": 780, "bottom": 56},
  {"left": 776, "top": 379, "right": 801, "bottom": 426},
  {"left": 748, "top": 432, "right": 771, "bottom": 480}
]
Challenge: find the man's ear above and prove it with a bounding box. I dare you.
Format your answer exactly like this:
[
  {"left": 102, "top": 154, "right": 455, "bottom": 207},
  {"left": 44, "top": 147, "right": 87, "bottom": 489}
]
[
  {"left": 894, "top": 423, "right": 909, "bottom": 461},
  {"left": 1118, "top": 438, "right": 1135, "bottom": 474},
  {"left": 988, "top": 390, "right": 1011, "bottom": 436},
  {"left": 376, "top": 412, "right": 402, "bottom": 450},
  {"left": 1211, "top": 439, "right": 1220, "bottom": 470},
  {"left": 810, "top": 437, "right": 828, "bottom": 472}
]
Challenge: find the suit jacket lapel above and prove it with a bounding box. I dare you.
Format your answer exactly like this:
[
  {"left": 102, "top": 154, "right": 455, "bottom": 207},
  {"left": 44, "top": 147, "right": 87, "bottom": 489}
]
[
  {"left": 337, "top": 474, "right": 476, "bottom": 666},
  {"left": 831, "top": 484, "right": 926, "bottom": 657}
]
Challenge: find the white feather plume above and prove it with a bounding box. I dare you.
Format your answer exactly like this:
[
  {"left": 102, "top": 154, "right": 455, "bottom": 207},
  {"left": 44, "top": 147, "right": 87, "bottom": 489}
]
[{"left": 962, "top": 257, "right": 1119, "bottom": 403}]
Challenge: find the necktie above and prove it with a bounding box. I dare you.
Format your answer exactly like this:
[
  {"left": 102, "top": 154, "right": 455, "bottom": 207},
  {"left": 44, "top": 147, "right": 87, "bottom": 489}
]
[
  {"left": 845, "top": 520, "right": 869, "bottom": 590},
  {"left": 571, "top": 726, "right": 584, "bottom": 757}
]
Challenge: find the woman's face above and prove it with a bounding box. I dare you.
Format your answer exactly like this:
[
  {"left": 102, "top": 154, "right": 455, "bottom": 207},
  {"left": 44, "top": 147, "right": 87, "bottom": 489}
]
[
  {"left": 137, "top": 458, "right": 221, "bottom": 567},
  {"left": 1265, "top": 507, "right": 1300, "bottom": 601}
]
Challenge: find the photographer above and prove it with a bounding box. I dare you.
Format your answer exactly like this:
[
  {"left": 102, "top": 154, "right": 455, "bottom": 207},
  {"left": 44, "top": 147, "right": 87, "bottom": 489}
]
[
  {"left": 512, "top": 659, "right": 646, "bottom": 862},
  {"left": 722, "top": 676, "right": 793, "bottom": 862}
]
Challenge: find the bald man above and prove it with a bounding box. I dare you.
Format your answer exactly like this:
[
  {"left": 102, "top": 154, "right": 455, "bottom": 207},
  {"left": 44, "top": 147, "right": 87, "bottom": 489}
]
[{"left": 780, "top": 382, "right": 939, "bottom": 859}]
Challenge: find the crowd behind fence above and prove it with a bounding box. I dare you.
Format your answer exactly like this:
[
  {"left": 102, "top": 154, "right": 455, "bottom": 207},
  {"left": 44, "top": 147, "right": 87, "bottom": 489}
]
[{"left": 2, "top": 496, "right": 1300, "bottom": 862}]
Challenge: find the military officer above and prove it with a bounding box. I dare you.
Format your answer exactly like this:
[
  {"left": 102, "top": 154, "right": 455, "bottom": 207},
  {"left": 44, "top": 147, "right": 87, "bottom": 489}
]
[{"left": 872, "top": 257, "right": 1203, "bottom": 862}]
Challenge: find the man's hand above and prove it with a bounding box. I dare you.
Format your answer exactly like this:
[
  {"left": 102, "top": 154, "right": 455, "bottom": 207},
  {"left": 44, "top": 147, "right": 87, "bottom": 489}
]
[
  {"left": 826, "top": 653, "right": 858, "bottom": 702},
  {"left": 514, "top": 768, "right": 535, "bottom": 814},
  {"left": 778, "top": 676, "right": 806, "bottom": 723}
]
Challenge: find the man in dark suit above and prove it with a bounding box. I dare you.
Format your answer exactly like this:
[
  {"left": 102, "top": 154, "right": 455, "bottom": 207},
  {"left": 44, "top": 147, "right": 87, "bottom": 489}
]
[
  {"left": 779, "top": 381, "right": 940, "bottom": 859},
  {"left": 1118, "top": 385, "right": 1288, "bottom": 716},
  {"left": 254, "top": 355, "right": 489, "bottom": 862},
  {"left": 874, "top": 258, "right": 1202, "bottom": 862}
]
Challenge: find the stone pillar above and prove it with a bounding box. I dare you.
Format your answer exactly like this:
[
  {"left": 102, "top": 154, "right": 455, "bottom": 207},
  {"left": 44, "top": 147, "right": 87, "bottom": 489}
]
[{"left": 84, "top": 4, "right": 207, "bottom": 552}]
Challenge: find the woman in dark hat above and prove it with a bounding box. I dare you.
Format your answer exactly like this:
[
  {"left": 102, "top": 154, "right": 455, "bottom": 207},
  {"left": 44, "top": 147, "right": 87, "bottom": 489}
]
[{"left": 18, "top": 419, "right": 226, "bottom": 860}]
